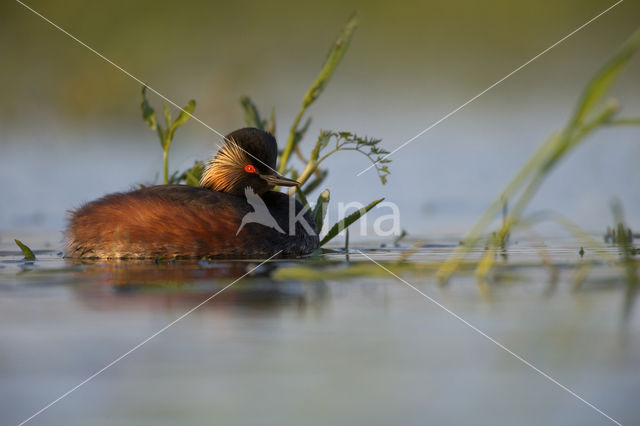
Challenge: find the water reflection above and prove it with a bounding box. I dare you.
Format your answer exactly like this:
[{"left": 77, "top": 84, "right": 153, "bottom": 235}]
[
  {"left": 1, "top": 251, "right": 640, "bottom": 425},
  {"left": 65, "top": 258, "right": 331, "bottom": 314}
]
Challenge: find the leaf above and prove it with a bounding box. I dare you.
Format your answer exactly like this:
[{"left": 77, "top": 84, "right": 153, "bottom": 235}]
[
  {"left": 295, "top": 186, "right": 310, "bottom": 211},
  {"left": 140, "top": 86, "right": 157, "bottom": 131},
  {"left": 240, "top": 96, "right": 265, "bottom": 130},
  {"left": 344, "top": 228, "right": 350, "bottom": 254},
  {"left": 141, "top": 86, "right": 165, "bottom": 144},
  {"left": 568, "top": 28, "right": 640, "bottom": 131},
  {"left": 605, "top": 117, "right": 640, "bottom": 126},
  {"left": 184, "top": 161, "right": 205, "bottom": 186},
  {"left": 302, "top": 13, "right": 358, "bottom": 109},
  {"left": 320, "top": 198, "right": 384, "bottom": 246},
  {"left": 14, "top": 239, "right": 36, "bottom": 261},
  {"left": 294, "top": 117, "right": 312, "bottom": 146},
  {"left": 277, "top": 13, "right": 358, "bottom": 173},
  {"left": 168, "top": 99, "right": 196, "bottom": 141},
  {"left": 171, "top": 161, "right": 205, "bottom": 186},
  {"left": 302, "top": 169, "right": 328, "bottom": 195},
  {"left": 393, "top": 229, "right": 408, "bottom": 245},
  {"left": 268, "top": 107, "right": 276, "bottom": 135},
  {"left": 312, "top": 189, "right": 330, "bottom": 232},
  {"left": 309, "top": 130, "right": 332, "bottom": 163},
  {"left": 319, "top": 131, "right": 390, "bottom": 185},
  {"left": 167, "top": 170, "right": 182, "bottom": 184},
  {"left": 163, "top": 102, "right": 172, "bottom": 129}
]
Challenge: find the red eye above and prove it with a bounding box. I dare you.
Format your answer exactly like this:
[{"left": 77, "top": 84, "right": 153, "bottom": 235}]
[{"left": 244, "top": 164, "right": 256, "bottom": 173}]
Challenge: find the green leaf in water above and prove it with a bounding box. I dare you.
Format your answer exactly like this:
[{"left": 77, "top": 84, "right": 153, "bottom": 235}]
[
  {"left": 14, "top": 239, "right": 36, "bottom": 261},
  {"left": 320, "top": 198, "right": 384, "bottom": 246},
  {"left": 312, "top": 189, "right": 330, "bottom": 232},
  {"left": 295, "top": 186, "right": 310, "bottom": 211},
  {"left": 394, "top": 229, "right": 408, "bottom": 245}
]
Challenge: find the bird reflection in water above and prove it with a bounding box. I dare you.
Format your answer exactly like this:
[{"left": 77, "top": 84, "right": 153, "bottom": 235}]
[{"left": 67, "top": 258, "right": 330, "bottom": 313}]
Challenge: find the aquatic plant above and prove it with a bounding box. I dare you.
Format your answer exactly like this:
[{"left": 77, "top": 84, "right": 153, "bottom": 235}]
[
  {"left": 238, "top": 14, "right": 389, "bottom": 246},
  {"left": 141, "top": 86, "right": 196, "bottom": 184},
  {"left": 436, "top": 28, "right": 640, "bottom": 283},
  {"left": 14, "top": 239, "right": 36, "bottom": 261},
  {"left": 140, "top": 13, "right": 390, "bottom": 247},
  {"left": 277, "top": 13, "right": 358, "bottom": 174}
]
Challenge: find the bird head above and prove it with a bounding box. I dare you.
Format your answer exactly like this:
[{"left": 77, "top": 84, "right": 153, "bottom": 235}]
[{"left": 200, "top": 128, "right": 299, "bottom": 195}]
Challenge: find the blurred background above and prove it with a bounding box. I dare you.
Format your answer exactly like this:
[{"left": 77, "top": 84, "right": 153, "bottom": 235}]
[{"left": 1, "top": 0, "right": 639, "bottom": 243}]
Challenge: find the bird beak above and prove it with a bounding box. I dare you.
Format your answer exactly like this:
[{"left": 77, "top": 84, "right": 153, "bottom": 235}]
[{"left": 261, "top": 173, "right": 300, "bottom": 187}]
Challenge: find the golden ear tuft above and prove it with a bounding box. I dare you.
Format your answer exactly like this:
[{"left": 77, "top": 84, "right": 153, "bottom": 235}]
[{"left": 199, "top": 138, "right": 250, "bottom": 193}]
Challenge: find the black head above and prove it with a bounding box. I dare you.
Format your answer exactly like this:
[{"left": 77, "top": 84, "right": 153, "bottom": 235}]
[{"left": 200, "top": 127, "right": 299, "bottom": 195}]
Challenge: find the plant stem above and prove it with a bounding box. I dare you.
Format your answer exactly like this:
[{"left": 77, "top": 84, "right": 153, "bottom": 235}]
[
  {"left": 287, "top": 147, "right": 341, "bottom": 195},
  {"left": 279, "top": 108, "right": 305, "bottom": 174},
  {"left": 163, "top": 148, "right": 169, "bottom": 184},
  {"left": 435, "top": 133, "right": 561, "bottom": 282},
  {"left": 606, "top": 117, "right": 640, "bottom": 126}
]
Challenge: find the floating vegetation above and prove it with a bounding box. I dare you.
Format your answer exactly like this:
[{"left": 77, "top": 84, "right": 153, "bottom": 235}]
[
  {"left": 604, "top": 224, "right": 635, "bottom": 246},
  {"left": 611, "top": 201, "right": 638, "bottom": 269},
  {"left": 608, "top": 201, "right": 639, "bottom": 320},
  {"left": 139, "top": 13, "right": 389, "bottom": 247},
  {"left": 393, "top": 230, "right": 408, "bottom": 246}
]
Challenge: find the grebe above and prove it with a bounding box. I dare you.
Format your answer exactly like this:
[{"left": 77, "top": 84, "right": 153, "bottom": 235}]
[{"left": 66, "top": 128, "right": 320, "bottom": 259}]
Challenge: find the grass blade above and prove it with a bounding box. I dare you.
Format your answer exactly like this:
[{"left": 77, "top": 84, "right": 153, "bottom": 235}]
[
  {"left": 141, "top": 86, "right": 164, "bottom": 143},
  {"left": 312, "top": 189, "right": 330, "bottom": 232},
  {"left": 162, "top": 102, "right": 172, "bottom": 132},
  {"left": 295, "top": 186, "right": 310, "bottom": 211},
  {"left": 302, "top": 169, "right": 328, "bottom": 195},
  {"left": 14, "top": 239, "right": 36, "bottom": 261},
  {"left": 279, "top": 13, "right": 359, "bottom": 173},
  {"left": 240, "top": 96, "right": 265, "bottom": 130},
  {"left": 168, "top": 99, "right": 196, "bottom": 141},
  {"left": 436, "top": 27, "right": 640, "bottom": 283},
  {"left": 568, "top": 28, "right": 640, "bottom": 131},
  {"left": 320, "top": 198, "right": 383, "bottom": 246},
  {"left": 301, "top": 13, "right": 358, "bottom": 109},
  {"left": 140, "top": 86, "right": 157, "bottom": 131}
]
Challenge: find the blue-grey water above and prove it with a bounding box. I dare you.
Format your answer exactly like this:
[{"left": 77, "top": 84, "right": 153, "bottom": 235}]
[{"left": 1, "top": 244, "right": 639, "bottom": 426}]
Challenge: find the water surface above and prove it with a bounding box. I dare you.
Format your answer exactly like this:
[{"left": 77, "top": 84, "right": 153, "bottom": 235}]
[{"left": 1, "top": 240, "right": 638, "bottom": 426}]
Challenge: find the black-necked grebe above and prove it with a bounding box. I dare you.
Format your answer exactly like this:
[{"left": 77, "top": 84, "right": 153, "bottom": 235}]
[{"left": 66, "top": 128, "right": 319, "bottom": 259}]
